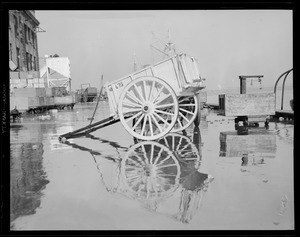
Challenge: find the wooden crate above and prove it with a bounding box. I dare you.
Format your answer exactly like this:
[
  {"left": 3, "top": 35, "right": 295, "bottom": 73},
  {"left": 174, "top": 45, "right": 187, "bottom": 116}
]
[
  {"left": 44, "top": 96, "right": 54, "bottom": 106},
  {"left": 54, "top": 96, "right": 73, "bottom": 104},
  {"left": 19, "top": 71, "right": 28, "bottom": 79},
  {"left": 10, "top": 96, "right": 29, "bottom": 111},
  {"left": 36, "top": 88, "right": 46, "bottom": 97},
  {"left": 52, "top": 87, "right": 67, "bottom": 97},
  {"left": 45, "top": 88, "right": 52, "bottom": 96},
  {"left": 10, "top": 71, "right": 19, "bottom": 79},
  {"left": 13, "top": 88, "right": 37, "bottom": 97},
  {"left": 219, "top": 93, "right": 275, "bottom": 117},
  {"left": 39, "top": 97, "right": 45, "bottom": 106},
  {"left": 28, "top": 97, "right": 39, "bottom": 107}
]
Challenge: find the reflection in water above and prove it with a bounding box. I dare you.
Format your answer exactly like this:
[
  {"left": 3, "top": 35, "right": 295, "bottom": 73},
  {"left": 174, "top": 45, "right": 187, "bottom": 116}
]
[
  {"left": 10, "top": 142, "right": 49, "bottom": 224},
  {"left": 219, "top": 130, "right": 277, "bottom": 158},
  {"left": 64, "top": 128, "right": 213, "bottom": 224},
  {"left": 49, "top": 125, "right": 75, "bottom": 151}
]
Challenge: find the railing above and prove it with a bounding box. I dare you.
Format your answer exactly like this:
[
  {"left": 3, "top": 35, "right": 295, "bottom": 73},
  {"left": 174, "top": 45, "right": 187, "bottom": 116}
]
[{"left": 273, "top": 69, "right": 293, "bottom": 110}]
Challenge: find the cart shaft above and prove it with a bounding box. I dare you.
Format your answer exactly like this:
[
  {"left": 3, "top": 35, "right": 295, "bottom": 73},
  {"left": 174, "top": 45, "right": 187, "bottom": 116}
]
[{"left": 59, "top": 116, "right": 120, "bottom": 140}]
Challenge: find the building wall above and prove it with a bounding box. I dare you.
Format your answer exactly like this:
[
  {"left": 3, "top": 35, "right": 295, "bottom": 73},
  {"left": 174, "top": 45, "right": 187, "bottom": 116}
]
[{"left": 9, "top": 10, "right": 40, "bottom": 75}]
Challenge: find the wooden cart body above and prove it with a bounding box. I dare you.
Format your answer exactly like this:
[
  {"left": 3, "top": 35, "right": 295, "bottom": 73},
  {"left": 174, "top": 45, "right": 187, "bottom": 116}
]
[{"left": 106, "top": 53, "right": 205, "bottom": 117}]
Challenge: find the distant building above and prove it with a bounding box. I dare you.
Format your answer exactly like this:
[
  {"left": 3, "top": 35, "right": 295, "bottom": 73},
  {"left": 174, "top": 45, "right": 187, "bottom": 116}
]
[
  {"left": 39, "top": 56, "right": 72, "bottom": 92},
  {"left": 9, "top": 10, "right": 41, "bottom": 85}
]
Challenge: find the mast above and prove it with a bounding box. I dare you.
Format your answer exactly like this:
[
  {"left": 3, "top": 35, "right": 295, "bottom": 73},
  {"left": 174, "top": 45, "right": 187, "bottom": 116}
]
[{"left": 151, "top": 29, "right": 176, "bottom": 63}]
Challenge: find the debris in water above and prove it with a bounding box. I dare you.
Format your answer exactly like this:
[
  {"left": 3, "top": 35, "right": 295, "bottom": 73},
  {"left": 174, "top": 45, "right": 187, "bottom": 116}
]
[
  {"left": 262, "top": 179, "right": 268, "bottom": 183},
  {"left": 240, "top": 168, "right": 249, "bottom": 172},
  {"left": 278, "top": 195, "right": 288, "bottom": 215},
  {"left": 273, "top": 220, "right": 280, "bottom": 225},
  {"left": 32, "top": 145, "right": 38, "bottom": 149}
]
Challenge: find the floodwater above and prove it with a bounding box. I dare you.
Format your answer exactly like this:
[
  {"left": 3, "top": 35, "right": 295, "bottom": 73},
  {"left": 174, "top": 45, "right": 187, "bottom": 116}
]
[{"left": 10, "top": 101, "right": 294, "bottom": 230}]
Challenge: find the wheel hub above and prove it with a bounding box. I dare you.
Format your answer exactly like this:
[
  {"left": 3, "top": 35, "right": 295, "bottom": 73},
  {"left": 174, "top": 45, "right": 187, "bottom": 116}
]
[
  {"left": 144, "top": 164, "right": 156, "bottom": 177},
  {"left": 143, "top": 106, "right": 149, "bottom": 112},
  {"left": 142, "top": 103, "right": 153, "bottom": 114}
]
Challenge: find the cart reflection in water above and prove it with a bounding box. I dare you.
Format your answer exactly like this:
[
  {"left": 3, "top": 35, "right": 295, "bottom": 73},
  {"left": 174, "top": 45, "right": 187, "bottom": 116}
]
[
  {"left": 219, "top": 130, "right": 277, "bottom": 159},
  {"left": 64, "top": 128, "right": 213, "bottom": 224}
]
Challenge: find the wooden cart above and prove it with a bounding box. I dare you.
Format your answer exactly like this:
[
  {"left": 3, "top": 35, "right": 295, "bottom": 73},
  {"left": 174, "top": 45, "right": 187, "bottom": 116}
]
[{"left": 60, "top": 53, "right": 205, "bottom": 141}]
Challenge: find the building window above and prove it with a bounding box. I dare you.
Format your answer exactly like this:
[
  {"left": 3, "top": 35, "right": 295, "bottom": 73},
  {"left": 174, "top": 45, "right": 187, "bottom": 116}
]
[
  {"left": 24, "top": 25, "right": 28, "bottom": 43},
  {"left": 28, "top": 28, "right": 31, "bottom": 43},
  {"left": 26, "top": 52, "right": 29, "bottom": 71},
  {"left": 16, "top": 47, "right": 20, "bottom": 69},
  {"left": 33, "top": 56, "right": 37, "bottom": 71},
  {"left": 30, "top": 54, "right": 33, "bottom": 71},
  {"left": 9, "top": 43, "right": 12, "bottom": 60},
  {"left": 13, "top": 15, "right": 18, "bottom": 38},
  {"left": 31, "top": 31, "right": 34, "bottom": 45},
  {"left": 32, "top": 33, "right": 35, "bottom": 48}
]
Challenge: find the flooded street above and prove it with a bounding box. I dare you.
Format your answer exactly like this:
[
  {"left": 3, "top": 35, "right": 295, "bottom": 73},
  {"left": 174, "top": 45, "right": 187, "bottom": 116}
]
[{"left": 10, "top": 101, "right": 294, "bottom": 230}]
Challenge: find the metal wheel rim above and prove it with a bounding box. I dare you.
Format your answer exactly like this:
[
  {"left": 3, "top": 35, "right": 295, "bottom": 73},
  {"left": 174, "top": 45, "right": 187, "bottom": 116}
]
[
  {"left": 172, "top": 95, "right": 199, "bottom": 132},
  {"left": 118, "top": 76, "right": 179, "bottom": 140},
  {"left": 121, "top": 141, "right": 181, "bottom": 200}
]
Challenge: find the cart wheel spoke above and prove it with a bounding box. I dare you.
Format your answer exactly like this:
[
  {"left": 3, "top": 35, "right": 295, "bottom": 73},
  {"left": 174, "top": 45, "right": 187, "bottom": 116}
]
[
  {"left": 154, "top": 94, "right": 172, "bottom": 105},
  {"left": 154, "top": 109, "right": 175, "bottom": 117},
  {"left": 148, "top": 81, "right": 156, "bottom": 101},
  {"left": 148, "top": 115, "right": 154, "bottom": 137},
  {"left": 155, "top": 103, "right": 176, "bottom": 109},
  {"left": 132, "top": 113, "right": 145, "bottom": 130},
  {"left": 142, "top": 80, "right": 148, "bottom": 102},
  {"left": 152, "top": 86, "right": 165, "bottom": 104},
  {"left": 179, "top": 107, "right": 195, "bottom": 115},
  {"left": 158, "top": 133, "right": 201, "bottom": 168},
  {"left": 122, "top": 101, "right": 142, "bottom": 109},
  {"left": 133, "top": 83, "right": 146, "bottom": 103},
  {"left": 154, "top": 154, "right": 172, "bottom": 165},
  {"left": 152, "top": 112, "right": 170, "bottom": 126},
  {"left": 172, "top": 95, "right": 198, "bottom": 132},
  {"left": 179, "top": 111, "right": 190, "bottom": 123},
  {"left": 125, "top": 92, "right": 143, "bottom": 105},
  {"left": 150, "top": 114, "right": 163, "bottom": 133},
  {"left": 126, "top": 111, "right": 143, "bottom": 123},
  {"left": 141, "top": 114, "right": 148, "bottom": 136},
  {"left": 177, "top": 118, "right": 183, "bottom": 128}
]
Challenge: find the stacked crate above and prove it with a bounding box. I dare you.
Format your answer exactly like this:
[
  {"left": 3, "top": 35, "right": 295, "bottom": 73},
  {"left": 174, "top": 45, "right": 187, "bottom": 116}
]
[
  {"left": 27, "top": 78, "right": 46, "bottom": 88},
  {"left": 10, "top": 88, "right": 37, "bottom": 111},
  {"left": 10, "top": 86, "right": 75, "bottom": 111}
]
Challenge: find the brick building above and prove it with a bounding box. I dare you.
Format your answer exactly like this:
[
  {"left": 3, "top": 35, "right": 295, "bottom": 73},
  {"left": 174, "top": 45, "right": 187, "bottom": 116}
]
[{"left": 9, "top": 10, "right": 41, "bottom": 89}]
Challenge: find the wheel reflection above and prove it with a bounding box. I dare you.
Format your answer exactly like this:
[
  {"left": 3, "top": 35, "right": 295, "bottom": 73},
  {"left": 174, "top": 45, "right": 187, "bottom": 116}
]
[
  {"left": 121, "top": 141, "right": 180, "bottom": 200},
  {"left": 158, "top": 132, "right": 201, "bottom": 169}
]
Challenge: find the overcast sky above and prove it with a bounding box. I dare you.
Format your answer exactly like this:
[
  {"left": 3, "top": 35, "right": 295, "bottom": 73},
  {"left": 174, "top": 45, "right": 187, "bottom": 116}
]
[{"left": 35, "top": 10, "right": 293, "bottom": 91}]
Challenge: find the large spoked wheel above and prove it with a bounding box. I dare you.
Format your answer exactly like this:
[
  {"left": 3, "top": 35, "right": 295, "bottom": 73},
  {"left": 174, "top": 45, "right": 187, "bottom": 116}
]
[
  {"left": 194, "top": 93, "right": 201, "bottom": 127},
  {"left": 118, "top": 76, "right": 179, "bottom": 140},
  {"left": 158, "top": 133, "right": 201, "bottom": 169},
  {"left": 172, "top": 95, "right": 199, "bottom": 132},
  {"left": 121, "top": 141, "right": 181, "bottom": 200}
]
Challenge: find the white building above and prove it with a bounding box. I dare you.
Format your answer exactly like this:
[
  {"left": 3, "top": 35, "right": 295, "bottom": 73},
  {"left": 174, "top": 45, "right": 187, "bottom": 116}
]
[{"left": 39, "top": 56, "right": 71, "bottom": 92}]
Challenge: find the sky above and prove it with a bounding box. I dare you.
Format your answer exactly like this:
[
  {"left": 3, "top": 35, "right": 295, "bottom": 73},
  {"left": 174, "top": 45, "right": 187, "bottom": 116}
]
[{"left": 35, "top": 10, "right": 293, "bottom": 91}]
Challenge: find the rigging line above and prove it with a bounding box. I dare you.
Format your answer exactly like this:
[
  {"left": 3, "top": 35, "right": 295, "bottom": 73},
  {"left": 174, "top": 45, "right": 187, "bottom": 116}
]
[{"left": 89, "top": 74, "right": 103, "bottom": 125}]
